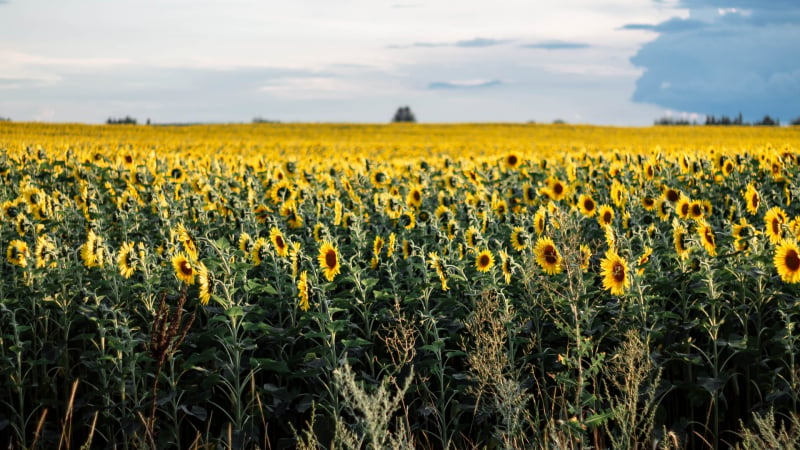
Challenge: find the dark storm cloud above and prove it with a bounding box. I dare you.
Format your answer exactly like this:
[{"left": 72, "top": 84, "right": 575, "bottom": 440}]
[
  {"left": 521, "top": 41, "right": 590, "bottom": 50},
  {"left": 627, "top": 1, "right": 800, "bottom": 121}
]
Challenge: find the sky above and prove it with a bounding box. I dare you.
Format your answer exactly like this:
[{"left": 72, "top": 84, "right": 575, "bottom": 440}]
[{"left": 0, "top": 0, "right": 797, "bottom": 125}]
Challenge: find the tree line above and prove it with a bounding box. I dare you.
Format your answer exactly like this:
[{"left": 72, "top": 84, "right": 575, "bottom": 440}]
[{"left": 656, "top": 113, "right": 800, "bottom": 126}]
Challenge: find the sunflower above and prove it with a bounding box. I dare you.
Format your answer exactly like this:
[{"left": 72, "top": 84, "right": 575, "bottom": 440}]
[
  {"left": 289, "top": 242, "right": 302, "bottom": 278},
  {"left": 545, "top": 178, "right": 567, "bottom": 201},
  {"left": 397, "top": 210, "right": 415, "bottom": 230},
  {"left": 774, "top": 240, "right": 800, "bottom": 283},
  {"left": 117, "top": 242, "right": 136, "bottom": 278},
  {"left": 176, "top": 223, "right": 198, "bottom": 262},
  {"left": 764, "top": 206, "right": 788, "bottom": 244},
  {"left": 238, "top": 232, "right": 253, "bottom": 254},
  {"left": 656, "top": 198, "right": 671, "bottom": 222},
  {"left": 297, "top": 270, "right": 311, "bottom": 311},
  {"left": 663, "top": 187, "right": 681, "bottom": 203},
  {"left": 597, "top": 205, "right": 614, "bottom": 227},
  {"left": 475, "top": 249, "right": 494, "bottom": 273},
  {"left": 251, "top": 237, "right": 269, "bottom": 266},
  {"left": 580, "top": 244, "right": 592, "bottom": 272},
  {"left": 499, "top": 250, "right": 513, "bottom": 283},
  {"left": 578, "top": 194, "right": 597, "bottom": 217},
  {"left": 7, "top": 239, "right": 29, "bottom": 267},
  {"left": 386, "top": 233, "right": 396, "bottom": 258},
  {"left": 743, "top": 184, "right": 760, "bottom": 215},
  {"left": 673, "top": 221, "right": 691, "bottom": 260},
  {"left": 697, "top": 221, "right": 717, "bottom": 256},
  {"left": 504, "top": 152, "right": 523, "bottom": 170},
  {"left": 722, "top": 160, "right": 735, "bottom": 177},
  {"left": 533, "top": 207, "right": 547, "bottom": 235},
  {"left": 172, "top": 253, "right": 195, "bottom": 285},
  {"left": 270, "top": 180, "right": 294, "bottom": 204},
  {"left": 373, "top": 235, "right": 385, "bottom": 258},
  {"left": 406, "top": 185, "right": 423, "bottom": 209},
  {"left": 675, "top": 196, "right": 691, "bottom": 219},
  {"left": 600, "top": 249, "right": 630, "bottom": 296},
  {"left": 610, "top": 181, "right": 628, "bottom": 209},
  {"left": 80, "top": 230, "right": 99, "bottom": 268},
  {"left": 313, "top": 223, "right": 326, "bottom": 243},
  {"left": 510, "top": 227, "right": 528, "bottom": 251},
  {"left": 636, "top": 246, "right": 653, "bottom": 275},
  {"left": 689, "top": 200, "right": 705, "bottom": 220},
  {"left": 428, "top": 251, "right": 448, "bottom": 291},
  {"left": 370, "top": 170, "right": 390, "bottom": 187},
  {"left": 282, "top": 203, "right": 304, "bottom": 229},
  {"left": 641, "top": 195, "right": 656, "bottom": 211},
  {"left": 523, "top": 183, "right": 537, "bottom": 205},
  {"left": 197, "top": 261, "right": 212, "bottom": 306},
  {"left": 35, "top": 235, "right": 57, "bottom": 269},
  {"left": 318, "top": 241, "right": 341, "bottom": 282},
  {"left": 402, "top": 239, "right": 412, "bottom": 260},
  {"left": 333, "top": 200, "right": 343, "bottom": 226},
  {"left": 534, "top": 237, "right": 562, "bottom": 275},
  {"left": 270, "top": 227, "right": 289, "bottom": 257},
  {"left": 465, "top": 226, "right": 481, "bottom": 250}
]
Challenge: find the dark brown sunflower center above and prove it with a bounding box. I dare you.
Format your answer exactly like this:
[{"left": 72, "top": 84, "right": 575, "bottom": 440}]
[
  {"left": 704, "top": 229, "right": 715, "bottom": 246},
  {"left": 413, "top": 191, "right": 421, "bottom": 201},
  {"left": 553, "top": 183, "right": 564, "bottom": 195},
  {"left": 179, "top": 261, "right": 193, "bottom": 276},
  {"left": 772, "top": 219, "right": 781, "bottom": 236},
  {"left": 325, "top": 250, "right": 337, "bottom": 268},
  {"left": 544, "top": 246, "right": 557, "bottom": 264},
  {"left": 584, "top": 198, "right": 595, "bottom": 211},
  {"left": 667, "top": 189, "right": 679, "bottom": 202},
  {"left": 680, "top": 203, "right": 690, "bottom": 216},
  {"left": 275, "top": 235, "right": 285, "bottom": 249},
  {"left": 603, "top": 212, "right": 612, "bottom": 223},
  {"left": 613, "top": 261, "right": 625, "bottom": 282},
  {"left": 644, "top": 197, "right": 654, "bottom": 207},
  {"left": 507, "top": 155, "right": 518, "bottom": 166},
  {"left": 691, "top": 204, "right": 703, "bottom": 217},
  {"left": 752, "top": 194, "right": 759, "bottom": 208},
  {"left": 785, "top": 249, "right": 800, "bottom": 272},
  {"left": 479, "top": 255, "right": 490, "bottom": 266}
]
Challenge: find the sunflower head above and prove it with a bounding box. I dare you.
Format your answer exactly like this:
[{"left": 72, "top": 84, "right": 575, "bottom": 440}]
[
  {"left": 172, "top": 253, "right": 195, "bottom": 285},
  {"left": 534, "top": 237, "right": 562, "bottom": 275},
  {"left": 600, "top": 249, "right": 630, "bottom": 296},
  {"left": 775, "top": 240, "right": 800, "bottom": 283},
  {"left": 318, "top": 241, "right": 341, "bottom": 282},
  {"left": 475, "top": 249, "right": 494, "bottom": 273}
]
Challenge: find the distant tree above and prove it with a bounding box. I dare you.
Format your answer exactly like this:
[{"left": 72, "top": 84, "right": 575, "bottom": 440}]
[
  {"left": 552, "top": 119, "right": 566, "bottom": 124},
  {"left": 106, "top": 116, "right": 137, "bottom": 125},
  {"left": 392, "top": 106, "right": 416, "bottom": 123},
  {"left": 252, "top": 117, "right": 281, "bottom": 124},
  {"left": 654, "top": 116, "right": 693, "bottom": 125},
  {"left": 791, "top": 117, "right": 800, "bottom": 126},
  {"left": 146, "top": 118, "right": 151, "bottom": 125},
  {"left": 754, "top": 115, "right": 779, "bottom": 126},
  {"left": 0, "top": 116, "right": 10, "bottom": 122}
]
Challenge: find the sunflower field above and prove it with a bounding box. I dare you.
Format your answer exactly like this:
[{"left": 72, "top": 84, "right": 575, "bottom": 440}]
[{"left": 2, "top": 122, "right": 800, "bottom": 449}]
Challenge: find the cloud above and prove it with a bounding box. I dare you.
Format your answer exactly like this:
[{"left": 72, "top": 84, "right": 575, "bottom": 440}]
[
  {"left": 454, "top": 38, "right": 509, "bottom": 48},
  {"left": 390, "top": 37, "right": 509, "bottom": 49},
  {"left": 621, "top": 18, "right": 707, "bottom": 32},
  {"left": 521, "top": 41, "right": 590, "bottom": 50},
  {"left": 628, "top": 1, "right": 800, "bottom": 120},
  {"left": 427, "top": 79, "right": 503, "bottom": 90}
]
